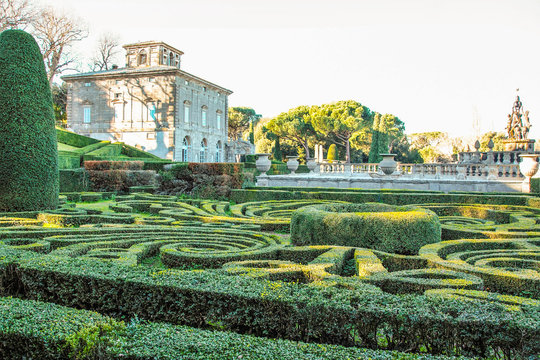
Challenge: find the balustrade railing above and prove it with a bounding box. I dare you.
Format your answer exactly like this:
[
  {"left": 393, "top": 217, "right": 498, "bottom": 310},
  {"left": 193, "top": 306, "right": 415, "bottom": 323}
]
[{"left": 316, "top": 161, "right": 523, "bottom": 179}]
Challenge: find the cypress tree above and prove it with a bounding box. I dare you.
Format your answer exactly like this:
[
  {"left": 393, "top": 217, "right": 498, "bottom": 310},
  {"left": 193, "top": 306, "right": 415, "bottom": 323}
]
[
  {"left": 377, "top": 114, "right": 390, "bottom": 157},
  {"left": 0, "top": 30, "right": 59, "bottom": 211},
  {"left": 368, "top": 113, "right": 381, "bottom": 163}
]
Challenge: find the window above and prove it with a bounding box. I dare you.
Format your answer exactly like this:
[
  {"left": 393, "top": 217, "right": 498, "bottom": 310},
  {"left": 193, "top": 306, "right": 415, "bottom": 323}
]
[
  {"left": 184, "top": 105, "right": 190, "bottom": 123},
  {"left": 201, "top": 109, "right": 207, "bottom": 127},
  {"left": 84, "top": 82, "right": 91, "bottom": 87},
  {"left": 216, "top": 141, "right": 222, "bottom": 162},
  {"left": 114, "top": 103, "right": 123, "bottom": 123},
  {"left": 148, "top": 77, "right": 155, "bottom": 83},
  {"left": 182, "top": 137, "right": 191, "bottom": 162},
  {"left": 168, "top": 51, "right": 174, "bottom": 66},
  {"left": 83, "top": 106, "right": 91, "bottom": 123},
  {"left": 115, "top": 80, "right": 122, "bottom": 85},
  {"left": 216, "top": 113, "right": 221, "bottom": 130},
  {"left": 200, "top": 139, "right": 207, "bottom": 163},
  {"left": 114, "top": 93, "right": 122, "bottom": 99},
  {"left": 203, "top": 86, "right": 207, "bottom": 92},
  {"left": 184, "top": 80, "right": 189, "bottom": 85},
  {"left": 138, "top": 51, "right": 147, "bottom": 66}
]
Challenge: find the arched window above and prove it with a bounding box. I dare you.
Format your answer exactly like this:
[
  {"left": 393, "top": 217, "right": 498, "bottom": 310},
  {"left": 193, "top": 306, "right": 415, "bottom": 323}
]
[
  {"left": 216, "top": 141, "right": 222, "bottom": 162},
  {"left": 138, "top": 50, "right": 147, "bottom": 66},
  {"left": 182, "top": 136, "right": 191, "bottom": 162},
  {"left": 200, "top": 139, "right": 208, "bottom": 163},
  {"left": 169, "top": 52, "right": 174, "bottom": 66}
]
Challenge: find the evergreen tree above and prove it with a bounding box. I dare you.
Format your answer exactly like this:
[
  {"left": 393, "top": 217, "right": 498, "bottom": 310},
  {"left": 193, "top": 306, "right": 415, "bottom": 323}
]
[
  {"left": 368, "top": 113, "right": 381, "bottom": 162},
  {"left": 0, "top": 30, "right": 59, "bottom": 211}
]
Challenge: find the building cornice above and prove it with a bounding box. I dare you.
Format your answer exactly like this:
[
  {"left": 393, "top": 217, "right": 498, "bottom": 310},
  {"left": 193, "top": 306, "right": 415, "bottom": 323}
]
[
  {"left": 123, "top": 41, "right": 184, "bottom": 55},
  {"left": 61, "top": 67, "right": 233, "bottom": 95}
]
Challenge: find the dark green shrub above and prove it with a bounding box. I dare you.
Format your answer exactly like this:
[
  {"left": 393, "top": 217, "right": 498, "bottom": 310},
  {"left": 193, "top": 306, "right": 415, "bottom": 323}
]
[
  {"left": 59, "top": 169, "right": 90, "bottom": 192},
  {"left": 0, "top": 30, "right": 59, "bottom": 211},
  {"left": 290, "top": 203, "right": 441, "bottom": 254}
]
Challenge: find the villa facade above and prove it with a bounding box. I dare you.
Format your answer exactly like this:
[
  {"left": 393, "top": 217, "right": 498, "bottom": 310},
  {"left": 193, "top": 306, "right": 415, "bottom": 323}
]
[{"left": 62, "top": 41, "right": 233, "bottom": 162}]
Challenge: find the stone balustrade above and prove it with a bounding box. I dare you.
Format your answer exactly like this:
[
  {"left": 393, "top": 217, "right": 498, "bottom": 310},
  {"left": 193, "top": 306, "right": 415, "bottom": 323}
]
[
  {"left": 459, "top": 150, "right": 523, "bottom": 165},
  {"left": 317, "top": 161, "right": 523, "bottom": 180}
]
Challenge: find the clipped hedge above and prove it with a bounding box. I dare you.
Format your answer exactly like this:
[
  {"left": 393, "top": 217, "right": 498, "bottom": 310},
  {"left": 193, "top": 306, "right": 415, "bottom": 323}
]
[
  {"left": 291, "top": 203, "right": 441, "bottom": 255},
  {"left": 2, "top": 248, "right": 538, "bottom": 358},
  {"left": 84, "top": 160, "right": 145, "bottom": 171},
  {"left": 0, "top": 297, "right": 461, "bottom": 360},
  {"left": 158, "top": 162, "right": 244, "bottom": 198},
  {"left": 230, "top": 189, "right": 534, "bottom": 206},
  {"left": 84, "top": 161, "right": 156, "bottom": 193},
  {"left": 56, "top": 127, "right": 100, "bottom": 148},
  {"left": 0, "top": 30, "right": 58, "bottom": 211},
  {"left": 59, "top": 169, "right": 89, "bottom": 192}
]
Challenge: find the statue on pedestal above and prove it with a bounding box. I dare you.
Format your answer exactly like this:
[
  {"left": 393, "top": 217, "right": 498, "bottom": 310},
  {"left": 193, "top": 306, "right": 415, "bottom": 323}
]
[
  {"left": 502, "top": 90, "right": 535, "bottom": 152},
  {"left": 506, "top": 94, "right": 531, "bottom": 141}
]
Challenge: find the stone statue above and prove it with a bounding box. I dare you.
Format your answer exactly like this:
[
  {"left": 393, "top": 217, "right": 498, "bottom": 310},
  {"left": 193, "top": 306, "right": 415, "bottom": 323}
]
[{"left": 506, "top": 95, "right": 531, "bottom": 141}]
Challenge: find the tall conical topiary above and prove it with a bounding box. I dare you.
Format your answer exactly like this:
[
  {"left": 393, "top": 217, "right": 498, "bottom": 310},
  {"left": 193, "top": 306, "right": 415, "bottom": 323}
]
[
  {"left": 0, "top": 30, "right": 59, "bottom": 211},
  {"left": 327, "top": 144, "right": 337, "bottom": 163}
]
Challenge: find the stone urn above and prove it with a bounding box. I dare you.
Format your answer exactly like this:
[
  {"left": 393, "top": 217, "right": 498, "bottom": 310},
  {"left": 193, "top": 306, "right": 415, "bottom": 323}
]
[
  {"left": 255, "top": 153, "right": 272, "bottom": 176},
  {"left": 306, "top": 157, "right": 317, "bottom": 173},
  {"left": 518, "top": 154, "right": 539, "bottom": 193},
  {"left": 379, "top": 153, "right": 397, "bottom": 175},
  {"left": 286, "top": 156, "right": 299, "bottom": 175}
]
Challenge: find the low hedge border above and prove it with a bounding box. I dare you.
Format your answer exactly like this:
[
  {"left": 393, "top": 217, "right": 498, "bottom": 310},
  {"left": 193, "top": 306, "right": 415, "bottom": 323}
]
[
  {"left": 230, "top": 189, "right": 535, "bottom": 206},
  {"left": 367, "top": 268, "right": 484, "bottom": 294},
  {"left": 1, "top": 246, "right": 538, "bottom": 358},
  {"left": 419, "top": 238, "right": 540, "bottom": 298},
  {"left": 0, "top": 296, "right": 466, "bottom": 360}
]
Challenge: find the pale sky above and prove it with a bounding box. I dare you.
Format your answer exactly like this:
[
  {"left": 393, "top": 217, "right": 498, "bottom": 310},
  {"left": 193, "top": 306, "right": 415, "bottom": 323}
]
[{"left": 43, "top": 0, "right": 540, "bottom": 139}]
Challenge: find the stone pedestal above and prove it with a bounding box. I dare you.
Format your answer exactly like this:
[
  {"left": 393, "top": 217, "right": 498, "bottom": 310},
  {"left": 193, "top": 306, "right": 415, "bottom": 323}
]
[{"left": 503, "top": 139, "right": 535, "bottom": 152}]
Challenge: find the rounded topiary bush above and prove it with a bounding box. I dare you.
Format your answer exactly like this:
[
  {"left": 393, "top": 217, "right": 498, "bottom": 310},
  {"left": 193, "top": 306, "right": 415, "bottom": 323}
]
[
  {"left": 0, "top": 30, "right": 59, "bottom": 211},
  {"left": 290, "top": 203, "right": 441, "bottom": 254}
]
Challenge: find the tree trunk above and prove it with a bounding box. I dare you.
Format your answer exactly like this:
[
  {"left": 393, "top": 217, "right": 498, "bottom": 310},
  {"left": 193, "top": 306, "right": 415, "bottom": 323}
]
[
  {"left": 304, "top": 139, "right": 310, "bottom": 159},
  {"left": 346, "top": 139, "right": 351, "bottom": 163}
]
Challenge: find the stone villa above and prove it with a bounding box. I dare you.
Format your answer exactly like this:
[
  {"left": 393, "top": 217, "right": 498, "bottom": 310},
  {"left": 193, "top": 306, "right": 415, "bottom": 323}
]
[{"left": 62, "top": 41, "right": 234, "bottom": 162}]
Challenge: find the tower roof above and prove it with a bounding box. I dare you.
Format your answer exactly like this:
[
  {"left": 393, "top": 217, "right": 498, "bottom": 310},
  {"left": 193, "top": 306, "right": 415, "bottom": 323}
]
[{"left": 122, "top": 41, "right": 184, "bottom": 55}]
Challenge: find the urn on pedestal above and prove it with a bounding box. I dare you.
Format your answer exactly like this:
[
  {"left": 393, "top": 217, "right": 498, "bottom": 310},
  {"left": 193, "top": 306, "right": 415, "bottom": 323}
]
[
  {"left": 518, "top": 154, "right": 539, "bottom": 193},
  {"left": 255, "top": 153, "right": 272, "bottom": 176},
  {"left": 286, "top": 156, "right": 299, "bottom": 175},
  {"left": 306, "top": 158, "right": 317, "bottom": 173},
  {"left": 379, "top": 153, "right": 397, "bottom": 175}
]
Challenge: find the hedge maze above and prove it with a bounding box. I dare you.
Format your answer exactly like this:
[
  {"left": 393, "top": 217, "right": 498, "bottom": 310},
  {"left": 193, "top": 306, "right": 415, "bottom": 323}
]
[{"left": 0, "top": 190, "right": 539, "bottom": 359}]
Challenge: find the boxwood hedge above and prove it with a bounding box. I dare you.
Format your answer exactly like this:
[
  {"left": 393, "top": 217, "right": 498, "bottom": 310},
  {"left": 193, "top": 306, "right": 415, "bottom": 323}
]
[
  {"left": 1, "top": 246, "right": 538, "bottom": 358},
  {"left": 0, "top": 296, "right": 465, "bottom": 360},
  {"left": 291, "top": 203, "right": 441, "bottom": 254}
]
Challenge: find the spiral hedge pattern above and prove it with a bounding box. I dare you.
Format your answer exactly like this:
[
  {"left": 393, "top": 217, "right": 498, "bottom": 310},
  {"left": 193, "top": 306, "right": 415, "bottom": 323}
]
[{"left": 0, "top": 191, "right": 539, "bottom": 359}]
